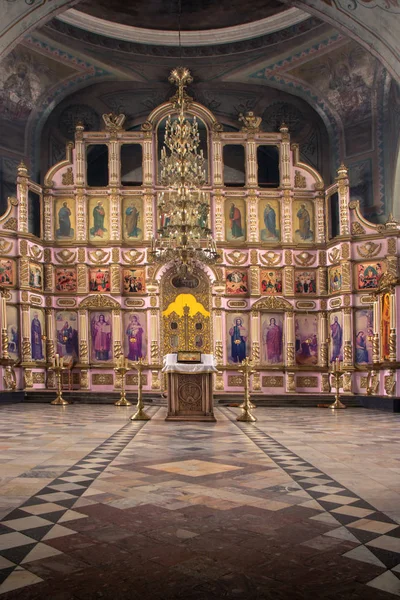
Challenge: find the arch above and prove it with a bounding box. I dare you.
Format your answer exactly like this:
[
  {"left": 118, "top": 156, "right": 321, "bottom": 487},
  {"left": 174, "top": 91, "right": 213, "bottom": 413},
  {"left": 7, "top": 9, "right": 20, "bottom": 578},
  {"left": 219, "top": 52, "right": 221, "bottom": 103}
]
[
  {"left": 252, "top": 296, "right": 294, "bottom": 312},
  {"left": 78, "top": 295, "right": 120, "bottom": 309}
]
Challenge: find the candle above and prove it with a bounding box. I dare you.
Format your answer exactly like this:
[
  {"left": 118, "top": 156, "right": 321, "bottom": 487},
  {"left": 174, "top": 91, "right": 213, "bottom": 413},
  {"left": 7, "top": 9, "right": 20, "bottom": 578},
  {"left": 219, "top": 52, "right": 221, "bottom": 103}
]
[
  {"left": 60, "top": 356, "right": 64, "bottom": 368},
  {"left": 55, "top": 353, "right": 60, "bottom": 367}
]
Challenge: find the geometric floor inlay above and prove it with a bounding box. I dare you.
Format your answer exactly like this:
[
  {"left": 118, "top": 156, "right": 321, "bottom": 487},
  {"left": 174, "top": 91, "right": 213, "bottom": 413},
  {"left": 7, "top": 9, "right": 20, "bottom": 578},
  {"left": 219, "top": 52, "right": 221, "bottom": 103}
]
[
  {"left": 223, "top": 407, "right": 400, "bottom": 596},
  {"left": 0, "top": 403, "right": 399, "bottom": 599}
]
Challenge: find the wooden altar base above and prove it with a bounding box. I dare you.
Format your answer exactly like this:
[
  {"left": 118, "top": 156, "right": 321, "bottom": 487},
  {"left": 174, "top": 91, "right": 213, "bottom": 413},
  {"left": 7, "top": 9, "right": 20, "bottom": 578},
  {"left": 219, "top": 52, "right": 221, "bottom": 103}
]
[{"left": 165, "top": 372, "right": 216, "bottom": 422}]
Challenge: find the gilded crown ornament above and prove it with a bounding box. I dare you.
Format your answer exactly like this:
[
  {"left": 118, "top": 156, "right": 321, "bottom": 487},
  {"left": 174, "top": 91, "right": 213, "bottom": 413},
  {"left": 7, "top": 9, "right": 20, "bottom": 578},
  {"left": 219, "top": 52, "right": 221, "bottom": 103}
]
[{"left": 150, "top": 68, "right": 219, "bottom": 275}]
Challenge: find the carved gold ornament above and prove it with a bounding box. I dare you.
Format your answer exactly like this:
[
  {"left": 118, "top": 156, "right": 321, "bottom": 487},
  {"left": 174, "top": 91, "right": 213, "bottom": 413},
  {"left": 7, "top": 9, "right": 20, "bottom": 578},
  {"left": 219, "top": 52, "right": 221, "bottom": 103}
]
[
  {"left": 30, "top": 295, "right": 42, "bottom": 305},
  {"left": 3, "top": 366, "right": 16, "bottom": 391},
  {"left": 260, "top": 251, "right": 281, "bottom": 266},
  {"left": 357, "top": 241, "right": 382, "bottom": 259},
  {"left": 296, "top": 301, "right": 316, "bottom": 309},
  {"left": 387, "top": 238, "right": 397, "bottom": 255},
  {"left": 227, "top": 300, "right": 247, "bottom": 308},
  {"left": 341, "top": 244, "right": 350, "bottom": 259},
  {"left": 351, "top": 222, "right": 366, "bottom": 236},
  {"left": 294, "top": 170, "right": 307, "bottom": 188},
  {"left": 3, "top": 218, "right": 17, "bottom": 231},
  {"left": 55, "top": 249, "right": 77, "bottom": 264},
  {"left": 62, "top": 167, "right": 74, "bottom": 186},
  {"left": 125, "top": 299, "right": 145, "bottom": 307},
  {"left": 297, "top": 376, "right": 318, "bottom": 388},
  {"left": 122, "top": 250, "right": 145, "bottom": 265},
  {"left": 102, "top": 112, "right": 126, "bottom": 132},
  {"left": 294, "top": 252, "right": 316, "bottom": 267},
  {"left": 79, "top": 295, "right": 120, "bottom": 309},
  {"left": 92, "top": 374, "right": 114, "bottom": 386},
  {"left": 262, "top": 376, "right": 284, "bottom": 387},
  {"left": 88, "top": 249, "right": 110, "bottom": 265},
  {"left": 57, "top": 298, "right": 76, "bottom": 307},
  {"left": 32, "top": 372, "right": 45, "bottom": 384},
  {"left": 252, "top": 296, "right": 293, "bottom": 312},
  {"left": 228, "top": 375, "right": 245, "bottom": 387},
  {"left": 284, "top": 250, "right": 293, "bottom": 265},
  {"left": 328, "top": 248, "right": 341, "bottom": 263},
  {"left": 238, "top": 111, "right": 261, "bottom": 133},
  {"left": 225, "top": 250, "right": 248, "bottom": 266},
  {"left": 329, "top": 298, "right": 342, "bottom": 308},
  {"left": 0, "top": 239, "right": 12, "bottom": 254}
]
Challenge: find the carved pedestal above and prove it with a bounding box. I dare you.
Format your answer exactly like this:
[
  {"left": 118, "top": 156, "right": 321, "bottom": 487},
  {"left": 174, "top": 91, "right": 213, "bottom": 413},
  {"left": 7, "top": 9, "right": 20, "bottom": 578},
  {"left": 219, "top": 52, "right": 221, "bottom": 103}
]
[{"left": 166, "top": 372, "right": 216, "bottom": 421}]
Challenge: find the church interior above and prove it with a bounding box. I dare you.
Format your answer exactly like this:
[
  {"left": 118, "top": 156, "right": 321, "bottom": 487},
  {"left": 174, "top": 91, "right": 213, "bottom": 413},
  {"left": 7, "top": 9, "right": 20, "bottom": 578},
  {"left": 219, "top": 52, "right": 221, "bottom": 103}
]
[{"left": 0, "top": 0, "right": 400, "bottom": 597}]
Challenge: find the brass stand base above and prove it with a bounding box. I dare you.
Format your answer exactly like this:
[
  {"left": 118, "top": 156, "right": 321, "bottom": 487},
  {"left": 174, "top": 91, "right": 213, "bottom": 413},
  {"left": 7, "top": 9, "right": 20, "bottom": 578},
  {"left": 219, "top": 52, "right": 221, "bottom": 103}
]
[
  {"left": 130, "top": 407, "right": 151, "bottom": 421},
  {"left": 115, "top": 396, "right": 132, "bottom": 406},
  {"left": 237, "top": 408, "right": 257, "bottom": 422},
  {"left": 239, "top": 401, "right": 256, "bottom": 409},
  {"left": 51, "top": 396, "right": 69, "bottom": 406},
  {"left": 329, "top": 398, "right": 346, "bottom": 409}
]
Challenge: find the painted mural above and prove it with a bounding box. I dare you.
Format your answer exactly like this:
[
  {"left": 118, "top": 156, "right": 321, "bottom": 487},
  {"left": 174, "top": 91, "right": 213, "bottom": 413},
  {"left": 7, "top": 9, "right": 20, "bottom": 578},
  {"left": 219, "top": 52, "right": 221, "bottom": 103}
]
[
  {"left": 295, "top": 270, "right": 316, "bottom": 295},
  {"left": 295, "top": 314, "right": 318, "bottom": 366},
  {"left": 55, "top": 199, "right": 75, "bottom": 240},
  {"left": 356, "top": 261, "right": 385, "bottom": 290},
  {"left": 0, "top": 258, "right": 15, "bottom": 286},
  {"left": 261, "top": 313, "right": 283, "bottom": 365},
  {"left": 123, "top": 312, "right": 147, "bottom": 361},
  {"left": 55, "top": 267, "right": 77, "bottom": 293},
  {"left": 225, "top": 198, "right": 246, "bottom": 242},
  {"left": 226, "top": 313, "right": 249, "bottom": 364},
  {"left": 330, "top": 311, "right": 343, "bottom": 362},
  {"left": 260, "top": 269, "right": 282, "bottom": 294},
  {"left": 6, "top": 305, "right": 19, "bottom": 361},
  {"left": 354, "top": 308, "right": 373, "bottom": 365},
  {"left": 89, "top": 198, "right": 110, "bottom": 241},
  {"left": 55, "top": 311, "right": 79, "bottom": 360},
  {"left": 329, "top": 265, "right": 342, "bottom": 293},
  {"left": 123, "top": 268, "right": 145, "bottom": 294},
  {"left": 30, "top": 308, "right": 45, "bottom": 362},
  {"left": 259, "top": 199, "right": 280, "bottom": 242},
  {"left": 29, "top": 263, "right": 43, "bottom": 290},
  {"left": 226, "top": 269, "right": 248, "bottom": 295},
  {"left": 292, "top": 200, "right": 314, "bottom": 243},
  {"left": 89, "top": 268, "right": 110, "bottom": 293},
  {"left": 123, "top": 197, "right": 143, "bottom": 241},
  {"left": 90, "top": 311, "right": 112, "bottom": 362}
]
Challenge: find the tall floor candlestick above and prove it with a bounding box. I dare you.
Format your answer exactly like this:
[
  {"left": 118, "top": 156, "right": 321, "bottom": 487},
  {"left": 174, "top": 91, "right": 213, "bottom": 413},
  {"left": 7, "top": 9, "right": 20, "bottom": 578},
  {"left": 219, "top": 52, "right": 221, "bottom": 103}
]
[
  {"left": 130, "top": 357, "right": 151, "bottom": 421},
  {"left": 237, "top": 357, "right": 257, "bottom": 422}
]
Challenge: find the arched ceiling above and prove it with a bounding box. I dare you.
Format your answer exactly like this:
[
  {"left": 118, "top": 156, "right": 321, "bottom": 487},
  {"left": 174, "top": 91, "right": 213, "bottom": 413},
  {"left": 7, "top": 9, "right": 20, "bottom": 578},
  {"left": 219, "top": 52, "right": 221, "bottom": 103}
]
[
  {"left": 74, "top": 0, "right": 288, "bottom": 31},
  {"left": 0, "top": 0, "right": 398, "bottom": 221}
]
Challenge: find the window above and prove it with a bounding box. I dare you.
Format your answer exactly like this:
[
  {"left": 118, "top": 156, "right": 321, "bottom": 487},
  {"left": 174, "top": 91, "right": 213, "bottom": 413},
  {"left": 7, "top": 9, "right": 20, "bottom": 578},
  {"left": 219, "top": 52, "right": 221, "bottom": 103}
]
[
  {"left": 28, "top": 190, "right": 41, "bottom": 237},
  {"left": 86, "top": 144, "right": 109, "bottom": 187},
  {"left": 223, "top": 145, "right": 245, "bottom": 187},
  {"left": 121, "top": 144, "right": 143, "bottom": 186},
  {"left": 257, "top": 145, "right": 280, "bottom": 188}
]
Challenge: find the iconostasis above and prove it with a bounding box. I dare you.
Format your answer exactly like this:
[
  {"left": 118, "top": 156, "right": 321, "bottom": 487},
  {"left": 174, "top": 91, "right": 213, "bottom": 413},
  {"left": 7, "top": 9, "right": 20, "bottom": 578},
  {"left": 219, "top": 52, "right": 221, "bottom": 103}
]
[{"left": 0, "top": 99, "right": 398, "bottom": 398}]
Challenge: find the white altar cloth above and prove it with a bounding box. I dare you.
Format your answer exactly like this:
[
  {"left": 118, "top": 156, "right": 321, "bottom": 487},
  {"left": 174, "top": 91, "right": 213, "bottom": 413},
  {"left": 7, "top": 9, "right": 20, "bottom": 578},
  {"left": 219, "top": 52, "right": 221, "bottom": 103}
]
[{"left": 162, "top": 353, "right": 218, "bottom": 374}]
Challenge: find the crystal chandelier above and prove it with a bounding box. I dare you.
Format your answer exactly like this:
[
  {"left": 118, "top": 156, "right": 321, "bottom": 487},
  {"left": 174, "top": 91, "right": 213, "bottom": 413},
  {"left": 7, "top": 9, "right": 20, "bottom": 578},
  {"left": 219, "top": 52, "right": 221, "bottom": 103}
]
[{"left": 150, "top": 67, "right": 219, "bottom": 274}]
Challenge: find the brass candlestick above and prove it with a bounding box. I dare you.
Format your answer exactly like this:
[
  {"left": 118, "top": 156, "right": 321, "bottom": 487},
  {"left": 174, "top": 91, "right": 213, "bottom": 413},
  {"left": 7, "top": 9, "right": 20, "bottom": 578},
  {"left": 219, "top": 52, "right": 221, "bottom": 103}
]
[
  {"left": 130, "top": 357, "right": 151, "bottom": 421},
  {"left": 50, "top": 365, "right": 69, "bottom": 405},
  {"left": 329, "top": 359, "right": 346, "bottom": 409},
  {"left": 114, "top": 358, "right": 132, "bottom": 406},
  {"left": 237, "top": 357, "right": 257, "bottom": 422}
]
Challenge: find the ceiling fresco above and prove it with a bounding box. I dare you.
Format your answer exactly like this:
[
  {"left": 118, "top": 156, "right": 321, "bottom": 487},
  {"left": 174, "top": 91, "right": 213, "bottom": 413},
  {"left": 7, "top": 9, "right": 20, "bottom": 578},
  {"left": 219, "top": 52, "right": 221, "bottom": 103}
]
[
  {"left": 74, "top": 0, "right": 287, "bottom": 30},
  {"left": 0, "top": 2, "right": 396, "bottom": 221}
]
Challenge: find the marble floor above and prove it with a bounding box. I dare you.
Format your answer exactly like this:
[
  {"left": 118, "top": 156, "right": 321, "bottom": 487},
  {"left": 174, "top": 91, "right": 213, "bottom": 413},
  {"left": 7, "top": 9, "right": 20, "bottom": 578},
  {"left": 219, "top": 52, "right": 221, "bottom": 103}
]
[{"left": 0, "top": 404, "right": 399, "bottom": 599}]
